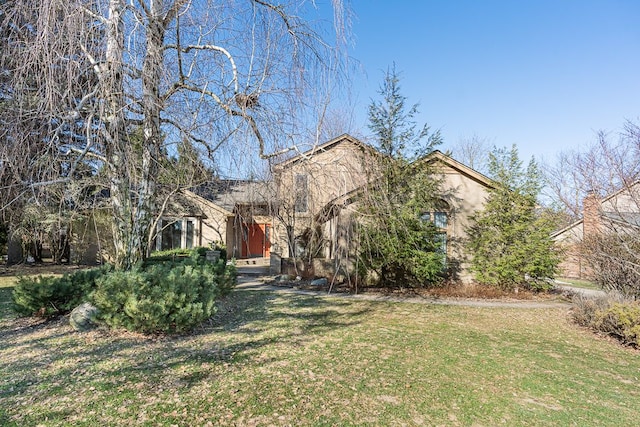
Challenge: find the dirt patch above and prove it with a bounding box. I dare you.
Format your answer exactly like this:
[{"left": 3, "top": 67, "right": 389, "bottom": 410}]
[{"left": 0, "top": 263, "right": 90, "bottom": 277}]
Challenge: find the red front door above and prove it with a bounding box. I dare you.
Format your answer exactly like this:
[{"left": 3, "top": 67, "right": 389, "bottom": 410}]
[{"left": 241, "top": 223, "right": 269, "bottom": 258}]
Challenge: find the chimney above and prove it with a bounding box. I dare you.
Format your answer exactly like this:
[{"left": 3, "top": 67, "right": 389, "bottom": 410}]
[{"left": 583, "top": 191, "right": 601, "bottom": 236}]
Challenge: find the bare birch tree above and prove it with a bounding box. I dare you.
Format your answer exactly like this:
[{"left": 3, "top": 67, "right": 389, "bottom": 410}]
[
  {"left": 1, "top": 0, "right": 348, "bottom": 269},
  {"left": 547, "top": 121, "right": 640, "bottom": 295},
  {"left": 544, "top": 123, "right": 640, "bottom": 220}
]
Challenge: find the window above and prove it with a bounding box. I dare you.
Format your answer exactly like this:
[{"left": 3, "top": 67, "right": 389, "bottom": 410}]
[
  {"left": 434, "top": 211, "right": 448, "bottom": 229},
  {"left": 294, "top": 174, "right": 308, "bottom": 213},
  {"left": 157, "top": 218, "right": 196, "bottom": 251},
  {"left": 421, "top": 208, "right": 449, "bottom": 265},
  {"left": 185, "top": 220, "right": 194, "bottom": 249}
]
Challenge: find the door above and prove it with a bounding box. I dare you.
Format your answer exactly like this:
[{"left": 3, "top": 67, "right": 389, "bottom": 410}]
[{"left": 240, "top": 223, "right": 271, "bottom": 258}]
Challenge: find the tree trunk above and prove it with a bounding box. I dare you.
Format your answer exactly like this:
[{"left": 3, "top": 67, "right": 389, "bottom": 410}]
[
  {"left": 135, "top": 1, "right": 165, "bottom": 264},
  {"left": 104, "top": 0, "right": 136, "bottom": 270}
]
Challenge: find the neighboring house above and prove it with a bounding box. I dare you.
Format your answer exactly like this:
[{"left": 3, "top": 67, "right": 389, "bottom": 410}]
[
  {"left": 552, "top": 184, "right": 640, "bottom": 279},
  {"left": 269, "top": 134, "right": 495, "bottom": 282}
]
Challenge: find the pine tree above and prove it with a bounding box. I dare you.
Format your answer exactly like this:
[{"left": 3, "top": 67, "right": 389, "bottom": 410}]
[
  {"left": 358, "top": 65, "right": 445, "bottom": 287},
  {"left": 468, "top": 145, "right": 560, "bottom": 290}
]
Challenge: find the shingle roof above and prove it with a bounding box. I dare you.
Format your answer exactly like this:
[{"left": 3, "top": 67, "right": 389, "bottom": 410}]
[{"left": 192, "top": 180, "right": 273, "bottom": 212}]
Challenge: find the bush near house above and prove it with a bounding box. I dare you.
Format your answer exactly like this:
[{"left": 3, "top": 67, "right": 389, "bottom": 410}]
[
  {"left": 147, "top": 245, "right": 227, "bottom": 264},
  {"left": 11, "top": 249, "right": 236, "bottom": 333},
  {"left": 468, "top": 146, "right": 560, "bottom": 291},
  {"left": 91, "top": 254, "right": 235, "bottom": 334}
]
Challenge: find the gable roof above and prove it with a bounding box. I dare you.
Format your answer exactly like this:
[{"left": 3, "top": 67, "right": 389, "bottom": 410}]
[
  {"left": 313, "top": 149, "right": 495, "bottom": 223},
  {"left": 418, "top": 150, "right": 496, "bottom": 190},
  {"left": 273, "top": 133, "right": 375, "bottom": 170}
]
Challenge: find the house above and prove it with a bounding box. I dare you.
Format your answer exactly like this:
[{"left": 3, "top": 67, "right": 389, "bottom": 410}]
[
  {"left": 6, "top": 134, "right": 494, "bottom": 280},
  {"left": 552, "top": 184, "right": 640, "bottom": 279},
  {"left": 184, "top": 180, "right": 274, "bottom": 259},
  {"left": 268, "top": 134, "right": 495, "bottom": 282},
  {"left": 6, "top": 180, "right": 275, "bottom": 264},
  {"left": 269, "top": 134, "right": 376, "bottom": 259}
]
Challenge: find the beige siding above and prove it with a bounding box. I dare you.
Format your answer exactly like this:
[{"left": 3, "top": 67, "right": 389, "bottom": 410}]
[
  {"left": 435, "top": 164, "right": 491, "bottom": 282},
  {"left": 271, "top": 137, "right": 493, "bottom": 283},
  {"left": 271, "top": 136, "right": 375, "bottom": 256},
  {"left": 185, "top": 191, "right": 233, "bottom": 249}
]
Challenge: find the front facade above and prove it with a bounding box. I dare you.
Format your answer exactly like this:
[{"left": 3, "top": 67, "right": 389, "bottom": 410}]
[
  {"left": 148, "top": 180, "right": 273, "bottom": 260},
  {"left": 23, "top": 134, "right": 492, "bottom": 273},
  {"left": 269, "top": 134, "right": 494, "bottom": 282},
  {"left": 269, "top": 134, "right": 375, "bottom": 259}
]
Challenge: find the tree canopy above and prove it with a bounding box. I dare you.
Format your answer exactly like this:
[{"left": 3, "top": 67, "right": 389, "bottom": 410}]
[
  {"left": 358, "top": 65, "right": 445, "bottom": 287},
  {"left": 0, "top": 0, "right": 348, "bottom": 269}
]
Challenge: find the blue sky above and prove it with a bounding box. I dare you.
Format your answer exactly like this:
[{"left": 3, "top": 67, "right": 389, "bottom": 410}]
[{"left": 342, "top": 0, "right": 640, "bottom": 163}]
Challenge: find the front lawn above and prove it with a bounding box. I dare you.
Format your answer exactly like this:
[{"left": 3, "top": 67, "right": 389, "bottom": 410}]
[
  {"left": 557, "top": 277, "right": 601, "bottom": 291},
  {"left": 1, "top": 282, "right": 639, "bottom": 426}
]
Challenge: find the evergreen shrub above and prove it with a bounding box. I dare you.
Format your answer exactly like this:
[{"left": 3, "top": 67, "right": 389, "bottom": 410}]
[
  {"left": 12, "top": 267, "right": 109, "bottom": 317},
  {"left": 90, "top": 254, "right": 236, "bottom": 334}
]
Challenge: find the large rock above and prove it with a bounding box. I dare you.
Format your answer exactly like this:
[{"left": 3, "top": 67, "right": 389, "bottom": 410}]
[
  {"left": 310, "top": 278, "right": 328, "bottom": 287},
  {"left": 70, "top": 302, "right": 99, "bottom": 332}
]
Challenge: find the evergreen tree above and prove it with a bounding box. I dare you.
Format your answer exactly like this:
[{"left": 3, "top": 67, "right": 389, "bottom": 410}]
[
  {"left": 468, "top": 145, "right": 560, "bottom": 290},
  {"left": 358, "top": 66, "right": 445, "bottom": 287}
]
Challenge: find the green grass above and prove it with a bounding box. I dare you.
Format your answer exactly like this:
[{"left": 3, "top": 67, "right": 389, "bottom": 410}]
[
  {"left": 0, "top": 276, "right": 18, "bottom": 320},
  {"left": 1, "top": 285, "right": 639, "bottom": 426},
  {"left": 557, "top": 277, "right": 601, "bottom": 290}
]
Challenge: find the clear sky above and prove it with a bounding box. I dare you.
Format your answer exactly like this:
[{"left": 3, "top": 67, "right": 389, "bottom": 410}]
[{"left": 344, "top": 0, "right": 640, "bottom": 163}]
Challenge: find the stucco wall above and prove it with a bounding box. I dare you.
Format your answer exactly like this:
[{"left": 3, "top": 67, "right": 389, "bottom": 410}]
[
  {"left": 271, "top": 141, "right": 493, "bottom": 283},
  {"left": 186, "top": 192, "right": 232, "bottom": 249},
  {"left": 271, "top": 137, "right": 375, "bottom": 257}
]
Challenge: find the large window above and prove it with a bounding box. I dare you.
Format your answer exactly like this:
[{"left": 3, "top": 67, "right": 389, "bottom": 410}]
[
  {"left": 156, "top": 218, "right": 196, "bottom": 251},
  {"left": 421, "top": 208, "right": 449, "bottom": 264}
]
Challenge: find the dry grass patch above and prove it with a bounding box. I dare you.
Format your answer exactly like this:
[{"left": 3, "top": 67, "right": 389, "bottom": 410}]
[{"left": 1, "top": 289, "right": 639, "bottom": 426}]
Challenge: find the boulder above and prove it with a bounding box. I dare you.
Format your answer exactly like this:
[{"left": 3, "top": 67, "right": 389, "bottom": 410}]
[
  {"left": 70, "top": 302, "right": 99, "bottom": 332},
  {"left": 310, "top": 278, "right": 328, "bottom": 287}
]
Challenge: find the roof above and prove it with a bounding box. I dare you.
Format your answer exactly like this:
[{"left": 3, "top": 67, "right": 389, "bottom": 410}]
[
  {"left": 163, "top": 190, "right": 207, "bottom": 218},
  {"left": 273, "top": 133, "right": 376, "bottom": 170},
  {"left": 191, "top": 180, "right": 273, "bottom": 212},
  {"left": 418, "top": 150, "right": 496, "bottom": 190}
]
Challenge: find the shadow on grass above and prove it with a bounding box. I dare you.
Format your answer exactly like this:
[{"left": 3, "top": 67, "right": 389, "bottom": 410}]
[
  {"left": 0, "top": 288, "right": 373, "bottom": 423},
  {"left": 0, "top": 286, "right": 15, "bottom": 323}
]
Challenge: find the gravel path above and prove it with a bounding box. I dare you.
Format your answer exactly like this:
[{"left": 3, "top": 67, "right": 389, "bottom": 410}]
[{"left": 553, "top": 281, "right": 606, "bottom": 299}]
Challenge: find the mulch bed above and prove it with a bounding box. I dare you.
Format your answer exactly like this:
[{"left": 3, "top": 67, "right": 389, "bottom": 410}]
[{"left": 267, "top": 277, "right": 567, "bottom": 301}]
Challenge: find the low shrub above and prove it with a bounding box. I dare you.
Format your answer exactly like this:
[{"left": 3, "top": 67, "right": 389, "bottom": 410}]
[
  {"left": 146, "top": 247, "right": 200, "bottom": 263},
  {"left": 594, "top": 303, "right": 640, "bottom": 346},
  {"left": 12, "top": 267, "right": 109, "bottom": 317},
  {"left": 90, "top": 254, "right": 236, "bottom": 334},
  {"left": 571, "top": 293, "right": 640, "bottom": 347}
]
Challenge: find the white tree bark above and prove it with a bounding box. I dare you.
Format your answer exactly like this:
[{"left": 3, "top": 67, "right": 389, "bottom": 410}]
[{"left": 2, "top": 0, "right": 348, "bottom": 269}]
